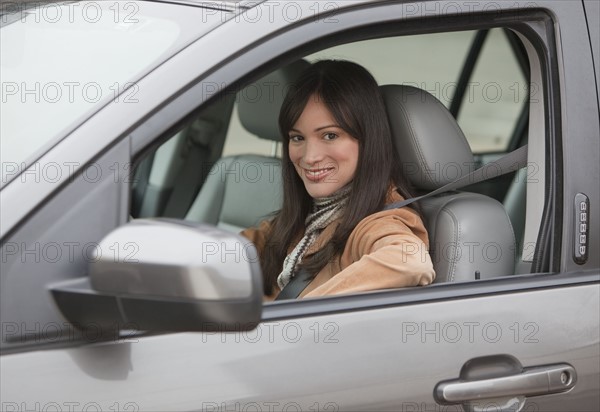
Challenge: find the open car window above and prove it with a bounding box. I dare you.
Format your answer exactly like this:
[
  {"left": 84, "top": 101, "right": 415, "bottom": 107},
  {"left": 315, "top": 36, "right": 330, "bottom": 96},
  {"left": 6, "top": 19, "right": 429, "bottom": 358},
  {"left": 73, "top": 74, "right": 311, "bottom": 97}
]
[{"left": 132, "top": 27, "right": 536, "bottom": 276}]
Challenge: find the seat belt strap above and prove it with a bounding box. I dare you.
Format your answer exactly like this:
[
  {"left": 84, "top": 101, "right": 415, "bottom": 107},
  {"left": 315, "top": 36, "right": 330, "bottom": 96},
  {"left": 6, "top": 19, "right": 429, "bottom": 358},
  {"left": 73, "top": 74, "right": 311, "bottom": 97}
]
[
  {"left": 275, "top": 145, "right": 528, "bottom": 300},
  {"left": 385, "top": 144, "right": 528, "bottom": 210},
  {"left": 274, "top": 268, "right": 313, "bottom": 301}
]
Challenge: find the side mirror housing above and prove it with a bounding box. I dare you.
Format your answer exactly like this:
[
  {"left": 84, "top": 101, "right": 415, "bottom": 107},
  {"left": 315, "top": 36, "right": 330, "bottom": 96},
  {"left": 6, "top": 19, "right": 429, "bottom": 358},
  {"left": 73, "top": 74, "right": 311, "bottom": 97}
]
[{"left": 51, "top": 219, "right": 263, "bottom": 332}]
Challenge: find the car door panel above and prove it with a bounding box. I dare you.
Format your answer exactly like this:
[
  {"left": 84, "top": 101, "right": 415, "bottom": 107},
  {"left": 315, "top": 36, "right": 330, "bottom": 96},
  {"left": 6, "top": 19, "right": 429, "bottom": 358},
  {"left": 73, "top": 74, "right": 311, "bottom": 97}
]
[
  {"left": 1, "top": 281, "right": 597, "bottom": 410},
  {"left": 0, "top": 140, "right": 131, "bottom": 353}
]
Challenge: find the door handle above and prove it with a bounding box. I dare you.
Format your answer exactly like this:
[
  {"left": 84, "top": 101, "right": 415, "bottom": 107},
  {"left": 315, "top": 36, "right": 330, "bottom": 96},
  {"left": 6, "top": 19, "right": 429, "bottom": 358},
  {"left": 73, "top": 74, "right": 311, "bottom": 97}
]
[{"left": 435, "top": 362, "right": 577, "bottom": 404}]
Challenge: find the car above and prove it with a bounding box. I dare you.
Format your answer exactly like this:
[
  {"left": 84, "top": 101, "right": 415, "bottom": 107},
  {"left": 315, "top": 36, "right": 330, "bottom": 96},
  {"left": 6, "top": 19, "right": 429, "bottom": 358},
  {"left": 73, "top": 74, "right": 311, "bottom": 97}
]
[{"left": 1, "top": 0, "right": 598, "bottom": 410}]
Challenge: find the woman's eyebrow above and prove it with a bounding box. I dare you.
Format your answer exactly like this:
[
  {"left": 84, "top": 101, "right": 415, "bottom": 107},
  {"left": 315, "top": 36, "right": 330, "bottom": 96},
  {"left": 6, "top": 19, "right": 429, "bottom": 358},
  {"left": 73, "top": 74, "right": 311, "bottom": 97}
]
[
  {"left": 289, "top": 124, "right": 341, "bottom": 134},
  {"left": 315, "top": 124, "right": 340, "bottom": 131}
]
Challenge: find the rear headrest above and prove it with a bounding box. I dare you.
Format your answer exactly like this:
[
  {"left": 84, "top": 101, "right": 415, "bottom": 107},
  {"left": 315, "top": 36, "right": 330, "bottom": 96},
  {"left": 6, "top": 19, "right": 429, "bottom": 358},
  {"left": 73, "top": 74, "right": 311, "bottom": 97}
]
[
  {"left": 380, "top": 85, "right": 474, "bottom": 190},
  {"left": 238, "top": 59, "right": 311, "bottom": 142}
]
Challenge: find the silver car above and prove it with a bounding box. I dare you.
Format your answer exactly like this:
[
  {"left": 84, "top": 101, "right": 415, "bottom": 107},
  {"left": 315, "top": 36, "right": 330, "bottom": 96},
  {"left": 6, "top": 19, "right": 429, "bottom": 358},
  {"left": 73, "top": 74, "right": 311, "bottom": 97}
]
[{"left": 1, "top": 0, "right": 598, "bottom": 410}]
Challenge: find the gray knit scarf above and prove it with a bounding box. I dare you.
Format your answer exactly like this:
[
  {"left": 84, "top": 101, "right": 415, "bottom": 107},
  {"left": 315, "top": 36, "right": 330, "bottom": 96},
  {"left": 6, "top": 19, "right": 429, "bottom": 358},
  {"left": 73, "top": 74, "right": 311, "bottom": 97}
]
[{"left": 277, "top": 185, "right": 352, "bottom": 290}]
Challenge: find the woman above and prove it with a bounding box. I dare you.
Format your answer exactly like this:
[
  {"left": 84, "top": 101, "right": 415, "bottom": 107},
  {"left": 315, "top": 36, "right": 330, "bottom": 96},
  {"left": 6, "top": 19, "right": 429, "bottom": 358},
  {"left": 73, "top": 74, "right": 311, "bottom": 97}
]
[{"left": 242, "top": 60, "right": 435, "bottom": 300}]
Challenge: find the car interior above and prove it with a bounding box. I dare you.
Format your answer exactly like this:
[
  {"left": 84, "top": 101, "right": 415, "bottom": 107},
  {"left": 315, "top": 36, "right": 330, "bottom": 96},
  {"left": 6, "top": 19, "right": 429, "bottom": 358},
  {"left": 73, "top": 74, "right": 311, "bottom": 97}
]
[{"left": 130, "top": 27, "right": 536, "bottom": 291}]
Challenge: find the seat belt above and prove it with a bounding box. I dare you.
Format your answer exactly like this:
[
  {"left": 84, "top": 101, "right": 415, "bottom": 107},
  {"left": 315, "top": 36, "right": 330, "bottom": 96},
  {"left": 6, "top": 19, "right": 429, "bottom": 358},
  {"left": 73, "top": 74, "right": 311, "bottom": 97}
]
[
  {"left": 275, "top": 268, "right": 313, "bottom": 301},
  {"left": 275, "top": 144, "right": 529, "bottom": 300},
  {"left": 384, "top": 144, "right": 528, "bottom": 210}
]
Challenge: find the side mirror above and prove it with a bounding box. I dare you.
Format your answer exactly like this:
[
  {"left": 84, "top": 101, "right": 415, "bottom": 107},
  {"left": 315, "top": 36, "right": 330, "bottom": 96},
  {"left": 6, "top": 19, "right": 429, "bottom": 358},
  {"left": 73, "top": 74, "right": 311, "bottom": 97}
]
[{"left": 50, "top": 219, "right": 263, "bottom": 332}]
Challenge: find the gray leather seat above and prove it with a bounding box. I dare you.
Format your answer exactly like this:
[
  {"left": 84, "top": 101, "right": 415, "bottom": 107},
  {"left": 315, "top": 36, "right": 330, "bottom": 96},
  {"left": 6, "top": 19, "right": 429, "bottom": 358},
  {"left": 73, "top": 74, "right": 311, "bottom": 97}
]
[
  {"left": 186, "top": 60, "right": 311, "bottom": 232},
  {"left": 381, "top": 85, "right": 516, "bottom": 282}
]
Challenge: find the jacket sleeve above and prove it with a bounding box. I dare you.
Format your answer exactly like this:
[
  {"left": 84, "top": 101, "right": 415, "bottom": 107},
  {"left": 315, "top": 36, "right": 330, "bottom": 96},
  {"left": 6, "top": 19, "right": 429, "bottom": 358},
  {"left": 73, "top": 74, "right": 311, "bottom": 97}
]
[
  {"left": 240, "top": 220, "right": 283, "bottom": 301},
  {"left": 239, "top": 219, "right": 273, "bottom": 261},
  {"left": 303, "top": 210, "right": 435, "bottom": 298}
]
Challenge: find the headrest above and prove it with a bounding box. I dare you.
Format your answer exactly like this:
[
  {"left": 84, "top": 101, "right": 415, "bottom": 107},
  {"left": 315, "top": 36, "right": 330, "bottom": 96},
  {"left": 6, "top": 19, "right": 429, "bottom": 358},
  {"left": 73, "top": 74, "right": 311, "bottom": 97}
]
[
  {"left": 380, "top": 85, "right": 474, "bottom": 190},
  {"left": 238, "top": 59, "right": 311, "bottom": 142}
]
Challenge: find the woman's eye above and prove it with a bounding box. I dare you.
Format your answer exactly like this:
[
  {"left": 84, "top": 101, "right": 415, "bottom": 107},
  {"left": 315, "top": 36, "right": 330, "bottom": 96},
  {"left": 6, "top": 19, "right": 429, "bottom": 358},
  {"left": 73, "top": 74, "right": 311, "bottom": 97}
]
[
  {"left": 289, "top": 135, "right": 303, "bottom": 142},
  {"left": 323, "top": 133, "right": 338, "bottom": 140}
]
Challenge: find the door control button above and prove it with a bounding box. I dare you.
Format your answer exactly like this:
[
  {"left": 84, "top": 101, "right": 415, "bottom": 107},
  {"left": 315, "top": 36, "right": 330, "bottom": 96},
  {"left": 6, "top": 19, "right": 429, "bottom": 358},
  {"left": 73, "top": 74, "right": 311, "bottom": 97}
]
[{"left": 574, "top": 193, "right": 589, "bottom": 264}]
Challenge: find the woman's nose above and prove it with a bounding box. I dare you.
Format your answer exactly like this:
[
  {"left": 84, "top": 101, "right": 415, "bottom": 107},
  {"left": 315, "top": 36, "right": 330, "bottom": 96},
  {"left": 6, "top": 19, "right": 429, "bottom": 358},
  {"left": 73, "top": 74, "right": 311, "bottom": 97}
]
[{"left": 302, "top": 140, "right": 325, "bottom": 165}]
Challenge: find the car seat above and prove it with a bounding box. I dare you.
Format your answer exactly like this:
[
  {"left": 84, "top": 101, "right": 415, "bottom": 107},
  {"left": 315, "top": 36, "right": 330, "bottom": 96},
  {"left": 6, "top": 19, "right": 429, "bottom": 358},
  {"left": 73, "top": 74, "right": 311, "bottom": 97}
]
[
  {"left": 381, "top": 85, "right": 517, "bottom": 282},
  {"left": 185, "top": 60, "right": 311, "bottom": 232}
]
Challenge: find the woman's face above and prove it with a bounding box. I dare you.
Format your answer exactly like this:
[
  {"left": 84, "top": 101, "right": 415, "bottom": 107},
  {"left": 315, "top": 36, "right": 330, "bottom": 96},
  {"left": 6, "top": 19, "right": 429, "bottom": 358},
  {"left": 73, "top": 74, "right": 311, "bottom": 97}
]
[{"left": 288, "top": 94, "right": 359, "bottom": 199}]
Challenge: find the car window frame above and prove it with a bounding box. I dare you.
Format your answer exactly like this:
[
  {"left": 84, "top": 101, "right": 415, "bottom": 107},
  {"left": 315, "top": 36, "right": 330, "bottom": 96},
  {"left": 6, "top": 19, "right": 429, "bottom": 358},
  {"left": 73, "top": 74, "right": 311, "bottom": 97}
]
[
  {"left": 451, "top": 28, "right": 530, "bottom": 155},
  {"left": 127, "top": 7, "right": 567, "bottom": 307}
]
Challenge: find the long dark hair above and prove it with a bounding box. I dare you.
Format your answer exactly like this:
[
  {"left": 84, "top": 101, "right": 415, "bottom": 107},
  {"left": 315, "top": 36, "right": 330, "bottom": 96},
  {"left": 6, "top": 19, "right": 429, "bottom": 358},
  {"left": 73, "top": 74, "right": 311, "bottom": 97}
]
[{"left": 261, "top": 60, "right": 414, "bottom": 295}]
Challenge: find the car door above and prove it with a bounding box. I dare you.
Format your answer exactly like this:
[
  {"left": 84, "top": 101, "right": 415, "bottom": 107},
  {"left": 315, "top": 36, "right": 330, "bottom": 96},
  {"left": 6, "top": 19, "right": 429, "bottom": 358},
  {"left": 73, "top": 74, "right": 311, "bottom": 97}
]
[{"left": 1, "top": 1, "right": 598, "bottom": 411}]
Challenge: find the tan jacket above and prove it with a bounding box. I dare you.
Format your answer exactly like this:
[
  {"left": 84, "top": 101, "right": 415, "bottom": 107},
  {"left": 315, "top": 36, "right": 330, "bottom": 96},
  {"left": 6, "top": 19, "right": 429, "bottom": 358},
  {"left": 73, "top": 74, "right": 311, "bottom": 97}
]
[{"left": 241, "top": 189, "right": 435, "bottom": 300}]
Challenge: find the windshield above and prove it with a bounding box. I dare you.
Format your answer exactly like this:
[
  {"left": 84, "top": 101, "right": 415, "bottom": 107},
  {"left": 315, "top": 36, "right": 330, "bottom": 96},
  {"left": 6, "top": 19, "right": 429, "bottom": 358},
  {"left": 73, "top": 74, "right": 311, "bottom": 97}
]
[{"left": 1, "top": 0, "right": 226, "bottom": 185}]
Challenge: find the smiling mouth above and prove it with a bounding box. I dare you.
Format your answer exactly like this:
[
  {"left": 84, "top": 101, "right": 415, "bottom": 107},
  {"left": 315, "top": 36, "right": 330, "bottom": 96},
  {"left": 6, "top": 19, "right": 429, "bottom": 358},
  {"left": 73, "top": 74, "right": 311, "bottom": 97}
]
[{"left": 303, "top": 167, "right": 335, "bottom": 181}]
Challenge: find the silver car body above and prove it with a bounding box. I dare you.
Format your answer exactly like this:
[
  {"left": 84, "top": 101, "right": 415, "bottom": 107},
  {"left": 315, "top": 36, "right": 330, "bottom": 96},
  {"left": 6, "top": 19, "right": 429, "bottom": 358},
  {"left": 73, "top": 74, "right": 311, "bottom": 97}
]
[{"left": 1, "top": 0, "right": 598, "bottom": 410}]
